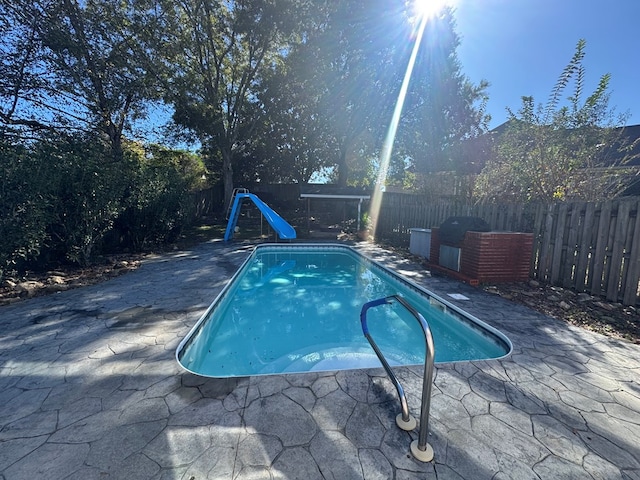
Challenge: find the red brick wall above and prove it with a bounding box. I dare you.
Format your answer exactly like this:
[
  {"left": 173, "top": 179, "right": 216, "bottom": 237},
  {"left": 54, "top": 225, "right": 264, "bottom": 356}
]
[{"left": 460, "top": 232, "right": 533, "bottom": 282}]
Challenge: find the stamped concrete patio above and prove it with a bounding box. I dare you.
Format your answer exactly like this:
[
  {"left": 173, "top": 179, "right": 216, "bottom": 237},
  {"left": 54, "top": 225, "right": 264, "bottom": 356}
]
[{"left": 1, "top": 240, "right": 639, "bottom": 479}]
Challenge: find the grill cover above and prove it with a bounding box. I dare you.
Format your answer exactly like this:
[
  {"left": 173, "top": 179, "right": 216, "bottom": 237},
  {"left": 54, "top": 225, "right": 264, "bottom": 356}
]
[{"left": 439, "top": 216, "right": 491, "bottom": 246}]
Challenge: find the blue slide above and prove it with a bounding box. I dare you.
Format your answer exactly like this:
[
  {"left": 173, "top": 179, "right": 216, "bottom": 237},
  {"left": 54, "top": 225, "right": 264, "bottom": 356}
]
[{"left": 224, "top": 193, "right": 296, "bottom": 241}]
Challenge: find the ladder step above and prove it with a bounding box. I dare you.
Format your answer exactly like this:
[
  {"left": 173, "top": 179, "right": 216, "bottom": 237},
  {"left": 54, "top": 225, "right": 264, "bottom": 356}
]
[{"left": 226, "top": 188, "right": 249, "bottom": 220}]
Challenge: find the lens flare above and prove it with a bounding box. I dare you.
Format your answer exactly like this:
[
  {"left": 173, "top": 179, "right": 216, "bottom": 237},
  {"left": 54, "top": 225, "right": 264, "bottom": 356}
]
[
  {"left": 368, "top": 12, "right": 429, "bottom": 238},
  {"left": 367, "top": 1, "right": 454, "bottom": 238}
]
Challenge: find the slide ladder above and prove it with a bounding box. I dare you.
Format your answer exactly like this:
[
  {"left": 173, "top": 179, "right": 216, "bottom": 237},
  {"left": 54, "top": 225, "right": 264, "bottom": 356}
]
[
  {"left": 224, "top": 192, "right": 296, "bottom": 242},
  {"left": 226, "top": 188, "right": 249, "bottom": 220},
  {"left": 360, "top": 295, "right": 436, "bottom": 462}
]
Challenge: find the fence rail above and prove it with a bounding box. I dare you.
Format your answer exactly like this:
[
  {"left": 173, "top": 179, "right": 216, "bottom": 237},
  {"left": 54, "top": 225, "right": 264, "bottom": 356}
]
[{"left": 376, "top": 193, "right": 640, "bottom": 306}]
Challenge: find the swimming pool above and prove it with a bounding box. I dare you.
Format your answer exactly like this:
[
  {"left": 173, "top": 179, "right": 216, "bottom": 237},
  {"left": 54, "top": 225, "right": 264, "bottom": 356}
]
[{"left": 176, "top": 244, "right": 511, "bottom": 377}]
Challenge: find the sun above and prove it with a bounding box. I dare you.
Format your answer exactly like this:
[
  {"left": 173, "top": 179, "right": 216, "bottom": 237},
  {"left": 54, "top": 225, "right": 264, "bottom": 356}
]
[{"left": 413, "top": 0, "right": 451, "bottom": 19}]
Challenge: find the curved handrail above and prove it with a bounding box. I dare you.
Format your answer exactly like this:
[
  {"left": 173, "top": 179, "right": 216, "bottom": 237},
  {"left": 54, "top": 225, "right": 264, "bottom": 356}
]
[
  {"left": 360, "top": 297, "right": 413, "bottom": 427},
  {"left": 360, "top": 294, "right": 435, "bottom": 462}
]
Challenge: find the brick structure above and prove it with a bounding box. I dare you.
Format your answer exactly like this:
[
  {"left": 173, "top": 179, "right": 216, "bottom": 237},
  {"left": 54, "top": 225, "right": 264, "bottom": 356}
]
[
  {"left": 429, "top": 227, "right": 533, "bottom": 284},
  {"left": 460, "top": 231, "right": 533, "bottom": 282}
]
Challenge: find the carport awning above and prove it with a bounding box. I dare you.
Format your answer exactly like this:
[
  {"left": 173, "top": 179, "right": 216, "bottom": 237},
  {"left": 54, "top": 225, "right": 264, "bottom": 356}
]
[
  {"left": 299, "top": 193, "right": 370, "bottom": 200},
  {"left": 299, "top": 192, "right": 371, "bottom": 231},
  {"left": 298, "top": 184, "right": 372, "bottom": 201}
]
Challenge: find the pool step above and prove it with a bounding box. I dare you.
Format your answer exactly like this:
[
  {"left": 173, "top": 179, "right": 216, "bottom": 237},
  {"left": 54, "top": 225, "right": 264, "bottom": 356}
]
[{"left": 259, "top": 345, "right": 410, "bottom": 375}]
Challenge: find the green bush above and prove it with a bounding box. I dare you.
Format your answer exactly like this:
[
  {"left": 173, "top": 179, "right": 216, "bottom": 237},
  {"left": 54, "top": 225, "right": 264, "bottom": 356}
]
[
  {"left": 0, "top": 141, "right": 57, "bottom": 277},
  {"left": 111, "top": 144, "right": 207, "bottom": 250},
  {"left": 39, "top": 136, "right": 133, "bottom": 266},
  {"left": 0, "top": 133, "right": 207, "bottom": 278}
]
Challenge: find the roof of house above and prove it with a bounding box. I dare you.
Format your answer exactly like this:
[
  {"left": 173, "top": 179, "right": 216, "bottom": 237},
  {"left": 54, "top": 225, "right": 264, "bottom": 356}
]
[
  {"left": 488, "top": 122, "right": 640, "bottom": 167},
  {"left": 607, "top": 124, "right": 640, "bottom": 166}
]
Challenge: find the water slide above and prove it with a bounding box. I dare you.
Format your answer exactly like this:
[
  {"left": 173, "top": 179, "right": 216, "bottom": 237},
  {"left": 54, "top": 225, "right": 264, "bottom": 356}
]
[{"left": 224, "top": 193, "right": 296, "bottom": 241}]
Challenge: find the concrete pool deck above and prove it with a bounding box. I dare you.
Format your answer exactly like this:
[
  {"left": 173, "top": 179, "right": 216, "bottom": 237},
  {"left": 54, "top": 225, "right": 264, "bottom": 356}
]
[{"left": 1, "top": 240, "right": 639, "bottom": 479}]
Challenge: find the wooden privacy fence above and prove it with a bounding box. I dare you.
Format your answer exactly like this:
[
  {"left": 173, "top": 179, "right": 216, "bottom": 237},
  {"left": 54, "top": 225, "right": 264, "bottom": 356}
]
[
  {"left": 376, "top": 193, "right": 640, "bottom": 306},
  {"left": 191, "top": 187, "right": 224, "bottom": 217}
]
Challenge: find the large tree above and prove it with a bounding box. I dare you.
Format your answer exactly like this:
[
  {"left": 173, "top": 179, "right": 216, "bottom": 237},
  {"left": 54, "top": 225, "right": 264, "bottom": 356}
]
[
  {"left": 0, "top": 0, "right": 156, "bottom": 160},
  {"left": 396, "top": 7, "right": 490, "bottom": 176},
  {"left": 145, "top": 1, "right": 488, "bottom": 192},
  {"left": 153, "top": 0, "right": 305, "bottom": 206},
  {"left": 230, "top": 2, "right": 338, "bottom": 184},
  {"left": 474, "top": 39, "right": 636, "bottom": 202},
  {"left": 303, "top": 0, "right": 405, "bottom": 186},
  {"left": 248, "top": 0, "right": 420, "bottom": 187}
]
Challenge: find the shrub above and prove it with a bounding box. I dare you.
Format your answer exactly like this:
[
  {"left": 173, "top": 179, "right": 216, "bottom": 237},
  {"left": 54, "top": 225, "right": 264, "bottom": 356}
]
[
  {"left": 110, "top": 144, "right": 207, "bottom": 250},
  {"left": 0, "top": 134, "right": 207, "bottom": 277},
  {"left": 15, "top": 134, "right": 132, "bottom": 267},
  {"left": 0, "top": 141, "right": 56, "bottom": 278}
]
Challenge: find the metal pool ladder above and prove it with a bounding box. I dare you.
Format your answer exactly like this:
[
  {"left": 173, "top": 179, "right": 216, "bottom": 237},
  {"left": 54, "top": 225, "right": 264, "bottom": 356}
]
[{"left": 360, "top": 295, "right": 435, "bottom": 462}]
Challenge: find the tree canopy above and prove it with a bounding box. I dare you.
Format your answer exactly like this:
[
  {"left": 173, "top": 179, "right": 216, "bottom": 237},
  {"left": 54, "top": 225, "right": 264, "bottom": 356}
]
[
  {"left": 2, "top": 0, "right": 491, "bottom": 199},
  {"left": 395, "top": 7, "right": 490, "bottom": 177},
  {"left": 0, "top": 0, "right": 157, "bottom": 160}
]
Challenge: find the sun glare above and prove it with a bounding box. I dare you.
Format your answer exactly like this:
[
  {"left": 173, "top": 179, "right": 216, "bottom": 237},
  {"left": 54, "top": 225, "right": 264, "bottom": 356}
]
[
  {"left": 413, "top": 0, "right": 450, "bottom": 19},
  {"left": 367, "top": 0, "right": 454, "bottom": 238}
]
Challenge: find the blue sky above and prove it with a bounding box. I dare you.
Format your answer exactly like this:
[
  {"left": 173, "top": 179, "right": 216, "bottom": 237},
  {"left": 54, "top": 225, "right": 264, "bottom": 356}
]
[{"left": 453, "top": 0, "right": 640, "bottom": 128}]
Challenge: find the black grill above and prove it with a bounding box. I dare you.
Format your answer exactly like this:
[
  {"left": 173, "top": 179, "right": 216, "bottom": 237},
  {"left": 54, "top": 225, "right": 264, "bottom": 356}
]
[{"left": 439, "top": 216, "right": 491, "bottom": 246}]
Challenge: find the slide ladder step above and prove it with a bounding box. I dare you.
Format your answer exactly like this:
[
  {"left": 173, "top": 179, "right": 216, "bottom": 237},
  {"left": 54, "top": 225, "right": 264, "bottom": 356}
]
[{"left": 226, "top": 188, "right": 249, "bottom": 220}]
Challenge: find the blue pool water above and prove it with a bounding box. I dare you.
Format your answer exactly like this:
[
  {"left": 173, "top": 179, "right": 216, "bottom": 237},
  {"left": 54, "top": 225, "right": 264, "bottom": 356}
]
[{"left": 176, "top": 244, "right": 511, "bottom": 377}]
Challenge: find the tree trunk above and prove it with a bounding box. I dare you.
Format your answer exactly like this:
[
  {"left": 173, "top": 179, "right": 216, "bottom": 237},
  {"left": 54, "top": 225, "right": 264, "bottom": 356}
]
[
  {"left": 337, "top": 143, "right": 349, "bottom": 187},
  {"left": 108, "top": 126, "right": 124, "bottom": 163},
  {"left": 222, "top": 149, "right": 234, "bottom": 211}
]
